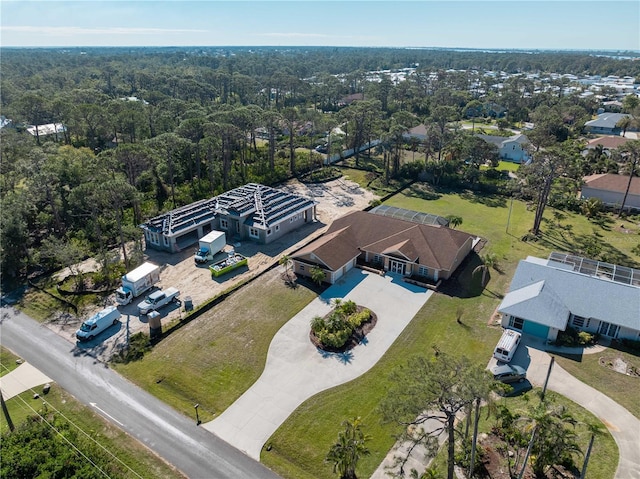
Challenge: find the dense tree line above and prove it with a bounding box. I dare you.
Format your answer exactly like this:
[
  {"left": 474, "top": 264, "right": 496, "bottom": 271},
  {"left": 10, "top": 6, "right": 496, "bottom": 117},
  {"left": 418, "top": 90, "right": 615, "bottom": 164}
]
[{"left": 1, "top": 46, "right": 639, "bottom": 285}]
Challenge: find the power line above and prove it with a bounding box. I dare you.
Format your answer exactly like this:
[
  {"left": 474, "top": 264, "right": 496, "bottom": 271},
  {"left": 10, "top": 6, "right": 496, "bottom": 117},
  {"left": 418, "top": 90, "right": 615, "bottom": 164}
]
[{"left": 1, "top": 362, "right": 144, "bottom": 479}]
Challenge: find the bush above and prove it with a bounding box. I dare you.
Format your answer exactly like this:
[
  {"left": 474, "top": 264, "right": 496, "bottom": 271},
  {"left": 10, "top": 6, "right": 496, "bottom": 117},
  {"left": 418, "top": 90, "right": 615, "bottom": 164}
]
[
  {"left": 621, "top": 338, "right": 640, "bottom": 353},
  {"left": 554, "top": 326, "right": 598, "bottom": 347},
  {"left": 310, "top": 300, "right": 372, "bottom": 349}
]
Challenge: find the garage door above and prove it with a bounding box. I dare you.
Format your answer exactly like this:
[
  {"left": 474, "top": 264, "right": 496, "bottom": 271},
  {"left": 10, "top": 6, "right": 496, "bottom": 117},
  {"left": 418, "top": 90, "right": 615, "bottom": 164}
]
[{"left": 523, "top": 320, "right": 549, "bottom": 339}]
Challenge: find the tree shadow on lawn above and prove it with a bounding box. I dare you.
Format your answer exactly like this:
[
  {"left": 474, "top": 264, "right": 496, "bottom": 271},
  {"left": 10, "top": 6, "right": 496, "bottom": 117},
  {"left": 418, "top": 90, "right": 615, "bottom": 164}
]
[
  {"left": 402, "top": 183, "right": 442, "bottom": 201},
  {"left": 438, "top": 252, "right": 488, "bottom": 299},
  {"left": 538, "top": 226, "right": 638, "bottom": 268},
  {"left": 458, "top": 190, "right": 507, "bottom": 208}
]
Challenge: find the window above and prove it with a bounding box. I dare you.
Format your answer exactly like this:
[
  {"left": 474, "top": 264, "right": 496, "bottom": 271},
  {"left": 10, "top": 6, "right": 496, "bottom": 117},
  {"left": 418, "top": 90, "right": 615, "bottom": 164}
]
[
  {"left": 249, "top": 227, "right": 259, "bottom": 239},
  {"left": 418, "top": 266, "right": 429, "bottom": 277},
  {"left": 220, "top": 219, "right": 228, "bottom": 230},
  {"left": 508, "top": 316, "right": 524, "bottom": 330},
  {"left": 266, "top": 229, "right": 272, "bottom": 236},
  {"left": 275, "top": 225, "right": 280, "bottom": 231},
  {"left": 163, "top": 235, "right": 169, "bottom": 246},
  {"left": 572, "top": 315, "right": 585, "bottom": 328},
  {"left": 299, "top": 264, "right": 305, "bottom": 271},
  {"left": 373, "top": 254, "right": 382, "bottom": 264}
]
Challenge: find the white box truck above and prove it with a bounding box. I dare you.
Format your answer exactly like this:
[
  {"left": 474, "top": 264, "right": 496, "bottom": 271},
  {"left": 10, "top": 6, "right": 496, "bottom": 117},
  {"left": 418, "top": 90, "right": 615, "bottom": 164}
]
[
  {"left": 75, "top": 306, "right": 121, "bottom": 341},
  {"left": 115, "top": 262, "right": 161, "bottom": 306},
  {"left": 194, "top": 230, "right": 226, "bottom": 264}
]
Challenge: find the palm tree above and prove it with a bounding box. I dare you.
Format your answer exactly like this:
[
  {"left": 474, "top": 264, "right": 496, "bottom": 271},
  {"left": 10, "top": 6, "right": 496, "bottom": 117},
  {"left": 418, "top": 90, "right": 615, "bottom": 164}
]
[
  {"left": 616, "top": 140, "right": 640, "bottom": 217},
  {"left": 326, "top": 417, "right": 371, "bottom": 479},
  {"left": 580, "top": 422, "right": 604, "bottom": 479},
  {"left": 445, "top": 215, "right": 462, "bottom": 229},
  {"left": 310, "top": 265, "right": 326, "bottom": 286},
  {"left": 518, "top": 399, "right": 583, "bottom": 478}
]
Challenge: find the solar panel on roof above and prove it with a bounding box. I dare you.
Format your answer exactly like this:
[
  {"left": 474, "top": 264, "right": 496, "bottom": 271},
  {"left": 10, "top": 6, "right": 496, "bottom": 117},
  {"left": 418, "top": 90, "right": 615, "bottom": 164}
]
[{"left": 548, "top": 251, "right": 640, "bottom": 287}]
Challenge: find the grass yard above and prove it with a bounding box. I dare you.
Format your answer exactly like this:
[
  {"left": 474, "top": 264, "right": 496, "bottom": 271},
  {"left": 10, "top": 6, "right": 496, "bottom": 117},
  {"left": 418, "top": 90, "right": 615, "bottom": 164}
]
[
  {"left": 0, "top": 387, "right": 184, "bottom": 478},
  {"left": 261, "top": 184, "right": 640, "bottom": 478},
  {"left": 114, "top": 182, "right": 639, "bottom": 479},
  {"left": 113, "top": 270, "right": 317, "bottom": 423},
  {"left": 555, "top": 348, "right": 640, "bottom": 419},
  {"left": 0, "top": 346, "right": 21, "bottom": 377}
]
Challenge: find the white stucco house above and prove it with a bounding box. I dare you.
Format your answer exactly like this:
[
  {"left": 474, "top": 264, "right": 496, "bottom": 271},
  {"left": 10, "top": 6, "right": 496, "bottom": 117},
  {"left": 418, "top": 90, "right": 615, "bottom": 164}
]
[
  {"left": 581, "top": 173, "right": 640, "bottom": 212},
  {"left": 476, "top": 133, "right": 531, "bottom": 164},
  {"left": 498, "top": 253, "right": 640, "bottom": 342}
]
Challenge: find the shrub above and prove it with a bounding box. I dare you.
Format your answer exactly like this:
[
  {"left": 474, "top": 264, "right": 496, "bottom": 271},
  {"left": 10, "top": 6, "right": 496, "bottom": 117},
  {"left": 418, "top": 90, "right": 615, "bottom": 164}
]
[{"left": 348, "top": 309, "right": 371, "bottom": 329}]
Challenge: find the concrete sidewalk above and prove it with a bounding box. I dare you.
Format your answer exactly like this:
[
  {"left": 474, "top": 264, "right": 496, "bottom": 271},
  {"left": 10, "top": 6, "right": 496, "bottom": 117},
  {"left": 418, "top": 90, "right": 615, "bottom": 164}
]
[
  {"left": 0, "top": 362, "right": 52, "bottom": 399},
  {"left": 524, "top": 339, "right": 640, "bottom": 479},
  {"left": 203, "top": 269, "right": 433, "bottom": 460}
]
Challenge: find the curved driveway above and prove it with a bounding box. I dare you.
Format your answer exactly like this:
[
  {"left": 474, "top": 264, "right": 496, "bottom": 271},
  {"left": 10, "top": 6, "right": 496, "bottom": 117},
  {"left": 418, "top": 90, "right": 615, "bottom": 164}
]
[
  {"left": 524, "top": 340, "right": 640, "bottom": 479},
  {"left": 203, "top": 270, "right": 433, "bottom": 460}
]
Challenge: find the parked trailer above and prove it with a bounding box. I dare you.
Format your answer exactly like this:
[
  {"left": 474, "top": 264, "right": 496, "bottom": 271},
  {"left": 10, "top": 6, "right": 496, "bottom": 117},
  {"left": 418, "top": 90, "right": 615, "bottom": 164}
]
[
  {"left": 195, "top": 230, "right": 226, "bottom": 264},
  {"left": 116, "top": 262, "right": 161, "bottom": 306},
  {"left": 209, "top": 252, "right": 248, "bottom": 277}
]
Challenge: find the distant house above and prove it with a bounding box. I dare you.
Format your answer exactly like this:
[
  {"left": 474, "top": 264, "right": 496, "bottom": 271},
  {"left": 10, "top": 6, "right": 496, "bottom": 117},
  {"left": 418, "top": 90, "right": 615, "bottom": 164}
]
[
  {"left": 581, "top": 173, "right": 640, "bottom": 211},
  {"left": 290, "top": 208, "right": 477, "bottom": 285},
  {"left": 498, "top": 253, "right": 640, "bottom": 342},
  {"left": 403, "top": 124, "right": 428, "bottom": 141},
  {"left": 585, "top": 136, "right": 631, "bottom": 152},
  {"left": 483, "top": 102, "right": 507, "bottom": 118},
  {"left": 584, "top": 113, "right": 633, "bottom": 135},
  {"left": 0, "top": 115, "right": 12, "bottom": 129},
  {"left": 476, "top": 133, "right": 531, "bottom": 164},
  {"left": 338, "top": 93, "right": 364, "bottom": 106},
  {"left": 26, "top": 123, "right": 66, "bottom": 141},
  {"left": 141, "top": 183, "right": 317, "bottom": 252}
]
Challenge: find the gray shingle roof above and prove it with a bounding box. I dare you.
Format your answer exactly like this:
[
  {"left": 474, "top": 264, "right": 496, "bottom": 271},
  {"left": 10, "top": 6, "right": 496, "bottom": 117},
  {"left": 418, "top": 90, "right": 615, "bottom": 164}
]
[{"left": 498, "top": 256, "right": 640, "bottom": 331}]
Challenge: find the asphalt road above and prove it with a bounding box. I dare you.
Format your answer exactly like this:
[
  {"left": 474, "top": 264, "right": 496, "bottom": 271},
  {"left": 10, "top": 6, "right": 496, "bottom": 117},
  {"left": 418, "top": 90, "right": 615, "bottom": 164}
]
[{"left": 0, "top": 306, "right": 281, "bottom": 479}]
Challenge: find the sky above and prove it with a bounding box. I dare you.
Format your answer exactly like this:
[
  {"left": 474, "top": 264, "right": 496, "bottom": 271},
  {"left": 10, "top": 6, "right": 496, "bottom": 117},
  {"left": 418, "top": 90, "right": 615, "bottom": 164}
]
[{"left": 1, "top": 1, "right": 639, "bottom": 51}]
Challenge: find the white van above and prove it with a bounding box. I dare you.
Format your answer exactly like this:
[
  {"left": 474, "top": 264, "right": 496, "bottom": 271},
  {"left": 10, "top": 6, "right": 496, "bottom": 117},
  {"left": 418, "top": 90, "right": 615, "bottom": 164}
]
[
  {"left": 75, "top": 306, "right": 121, "bottom": 341},
  {"left": 493, "top": 329, "right": 521, "bottom": 363}
]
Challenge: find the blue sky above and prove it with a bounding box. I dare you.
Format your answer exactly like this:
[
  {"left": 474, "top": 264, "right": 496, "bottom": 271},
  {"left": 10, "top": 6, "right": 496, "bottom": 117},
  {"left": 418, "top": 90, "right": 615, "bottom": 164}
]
[{"left": 1, "top": 1, "right": 639, "bottom": 50}]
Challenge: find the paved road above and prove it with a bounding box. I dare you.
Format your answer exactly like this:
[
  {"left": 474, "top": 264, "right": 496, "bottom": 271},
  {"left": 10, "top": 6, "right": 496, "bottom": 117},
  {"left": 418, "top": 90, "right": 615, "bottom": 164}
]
[{"left": 0, "top": 307, "right": 281, "bottom": 479}]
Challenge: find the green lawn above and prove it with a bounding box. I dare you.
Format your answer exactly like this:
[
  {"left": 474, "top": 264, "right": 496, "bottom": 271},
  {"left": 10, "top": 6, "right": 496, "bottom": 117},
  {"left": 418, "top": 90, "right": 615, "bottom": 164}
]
[
  {"left": 113, "top": 271, "right": 317, "bottom": 423},
  {"left": 555, "top": 348, "right": 640, "bottom": 419},
  {"left": 0, "top": 346, "right": 21, "bottom": 377},
  {"left": 261, "top": 185, "right": 640, "bottom": 478},
  {"left": 114, "top": 182, "right": 640, "bottom": 479},
  {"left": 1, "top": 387, "right": 184, "bottom": 478}
]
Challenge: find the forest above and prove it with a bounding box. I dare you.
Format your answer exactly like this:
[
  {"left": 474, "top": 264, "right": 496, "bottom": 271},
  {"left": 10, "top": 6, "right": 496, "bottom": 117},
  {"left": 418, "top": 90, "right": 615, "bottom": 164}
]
[{"left": 1, "top": 46, "right": 640, "bottom": 287}]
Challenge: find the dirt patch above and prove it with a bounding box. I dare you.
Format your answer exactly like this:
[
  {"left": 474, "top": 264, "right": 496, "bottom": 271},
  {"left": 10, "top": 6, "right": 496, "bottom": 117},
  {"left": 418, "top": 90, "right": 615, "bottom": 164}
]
[
  {"left": 480, "top": 432, "right": 577, "bottom": 479},
  {"left": 599, "top": 356, "right": 640, "bottom": 377},
  {"left": 44, "top": 178, "right": 378, "bottom": 362}
]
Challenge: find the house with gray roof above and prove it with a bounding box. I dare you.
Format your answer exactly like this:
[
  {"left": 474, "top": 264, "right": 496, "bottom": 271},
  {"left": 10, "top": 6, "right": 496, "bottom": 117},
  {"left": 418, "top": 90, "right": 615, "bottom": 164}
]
[
  {"left": 476, "top": 133, "right": 530, "bottom": 164},
  {"left": 141, "top": 183, "right": 316, "bottom": 252},
  {"left": 498, "top": 253, "right": 640, "bottom": 342},
  {"left": 584, "top": 113, "right": 633, "bottom": 135}
]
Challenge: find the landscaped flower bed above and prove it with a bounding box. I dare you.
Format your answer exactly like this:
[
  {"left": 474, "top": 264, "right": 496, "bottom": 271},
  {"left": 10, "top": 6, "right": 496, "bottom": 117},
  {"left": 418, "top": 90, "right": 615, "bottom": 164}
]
[{"left": 309, "top": 299, "right": 377, "bottom": 352}]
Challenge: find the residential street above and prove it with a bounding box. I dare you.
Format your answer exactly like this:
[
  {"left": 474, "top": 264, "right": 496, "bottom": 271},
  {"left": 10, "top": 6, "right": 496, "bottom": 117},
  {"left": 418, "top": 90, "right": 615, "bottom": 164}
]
[{"left": 0, "top": 306, "right": 281, "bottom": 479}]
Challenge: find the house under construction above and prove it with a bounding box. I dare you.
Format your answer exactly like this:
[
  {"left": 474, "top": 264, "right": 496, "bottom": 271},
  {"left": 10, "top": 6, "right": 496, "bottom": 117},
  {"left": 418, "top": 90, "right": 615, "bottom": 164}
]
[{"left": 141, "top": 183, "right": 317, "bottom": 252}]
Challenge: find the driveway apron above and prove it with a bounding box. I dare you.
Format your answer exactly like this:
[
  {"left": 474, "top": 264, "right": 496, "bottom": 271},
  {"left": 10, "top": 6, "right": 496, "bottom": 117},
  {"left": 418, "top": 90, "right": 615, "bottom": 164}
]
[{"left": 203, "top": 269, "right": 433, "bottom": 460}]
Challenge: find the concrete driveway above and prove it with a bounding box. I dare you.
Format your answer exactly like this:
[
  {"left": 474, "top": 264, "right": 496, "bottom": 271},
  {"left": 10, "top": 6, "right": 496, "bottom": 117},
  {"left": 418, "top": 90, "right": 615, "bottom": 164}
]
[
  {"left": 203, "top": 269, "right": 433, "bottom": 460},
  {"left": 521, "top": 338, "right": 640, "bottom": 479}
]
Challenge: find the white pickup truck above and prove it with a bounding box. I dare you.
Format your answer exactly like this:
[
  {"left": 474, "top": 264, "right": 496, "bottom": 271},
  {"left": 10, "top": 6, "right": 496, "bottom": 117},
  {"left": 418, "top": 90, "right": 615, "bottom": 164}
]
[{"left": 137, "top": 287, "right": 180, "bottom": 315}]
